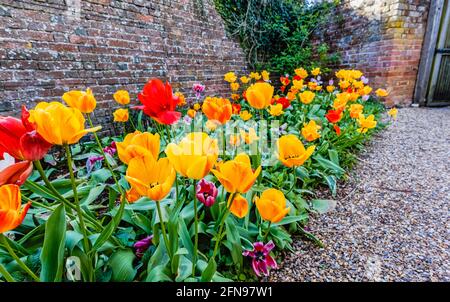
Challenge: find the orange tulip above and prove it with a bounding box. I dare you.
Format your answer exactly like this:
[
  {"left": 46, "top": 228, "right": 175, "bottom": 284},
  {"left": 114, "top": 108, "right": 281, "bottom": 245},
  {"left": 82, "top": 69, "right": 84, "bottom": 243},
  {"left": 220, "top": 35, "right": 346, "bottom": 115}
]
[
  {"left": 113, "top": 90, "right": 130, "bottom": 105},
  {"left": 245, "top": 82, "right": 274, "bottom": 109},
  {"left": 301, "top": 120, "right": 321, "bottom": 142},
  {"left": 125, "top": 156, "right": 175, "bottom": 201},
  {"left": 229, "top": 194, "right": 249, "bottom": 218},
  {"left": 201, "top": 97, "right": 232, "bottom": 124},
  {"left": 62, "top": 88, "right": 97, "bottom": 113},
  {"left": 116, "top": 131, "right": 160, "bottom": 165},
  {"left": 0, "top": 184, "right": 31, "bottom": 233},
  {"left": 211, "top": 153, "right": 261, "bottom": 194},
  {"left": 113, "top": 108, "right": 129, "bottom": 122},
  {"left": 255, "top": 188, "right": 289, "bottom": 223}
]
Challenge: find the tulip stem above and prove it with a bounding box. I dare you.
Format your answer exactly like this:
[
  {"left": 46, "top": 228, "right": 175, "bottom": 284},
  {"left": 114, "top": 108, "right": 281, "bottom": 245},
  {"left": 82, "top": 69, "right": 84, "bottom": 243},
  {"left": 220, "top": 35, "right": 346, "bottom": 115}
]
[
  {"left": 222, "top": 127, "right": 227, "bottom": 159},
  {"left": 192, "top": 179, "right": 198, "bottom": 276},
  {"left": 263, "top": 222, "right": 272, "bottom": 242},
  {"left": 0, "top": 263, "right": 15, "bottom": 282},
  {"left": 0, "top": 234, "right": 40, "bottom": 282},
  {"left": 87, "top": 114, "right": 123, "bottom": 195},
  {"left": 212, "top": 192, "right": 235, "bottom": 260},
  {"left": 64, "top": 144, "right": 92, "bottom": 269},
  {"left": 155, "top": 201, "right": 172, "bottom": 260},
  {"left": 286, "top": 167, "right": 298, "bottom": 195}
]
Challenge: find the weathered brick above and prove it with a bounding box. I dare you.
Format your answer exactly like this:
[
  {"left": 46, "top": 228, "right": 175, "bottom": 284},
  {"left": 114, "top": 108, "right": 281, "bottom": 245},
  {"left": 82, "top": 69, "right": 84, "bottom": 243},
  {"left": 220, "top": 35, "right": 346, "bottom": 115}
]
[{"left": 0, "top": 0, "right": 247, "bottom": 127}]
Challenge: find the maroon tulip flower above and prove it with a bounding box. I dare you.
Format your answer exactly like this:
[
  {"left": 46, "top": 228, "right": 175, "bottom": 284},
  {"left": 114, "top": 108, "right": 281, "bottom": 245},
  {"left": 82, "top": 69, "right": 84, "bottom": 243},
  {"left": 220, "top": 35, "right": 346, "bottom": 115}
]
[
  {"left": 243, "top": 241, "right": 277, "bottom": 277},
  {"left": 196, "top": 178, "right": 218, "bottom": 207},
  {"left": 133, "top": 235, "right": 153, "bottom": 258}
]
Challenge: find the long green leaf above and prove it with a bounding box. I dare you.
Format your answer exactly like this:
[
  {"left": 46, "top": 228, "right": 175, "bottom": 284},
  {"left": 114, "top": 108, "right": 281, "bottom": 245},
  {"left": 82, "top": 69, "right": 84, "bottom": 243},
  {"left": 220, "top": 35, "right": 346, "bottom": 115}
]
[{"left": 40, "top": 204, "right": 66, "bottom": 282}]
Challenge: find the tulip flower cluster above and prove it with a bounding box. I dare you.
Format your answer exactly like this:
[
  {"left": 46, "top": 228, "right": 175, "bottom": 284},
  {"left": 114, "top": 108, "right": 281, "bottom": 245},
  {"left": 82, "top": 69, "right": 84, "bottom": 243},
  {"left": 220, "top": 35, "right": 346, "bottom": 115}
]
[{"left": 0, "top": 67, "right": 396, "bottom": 283}]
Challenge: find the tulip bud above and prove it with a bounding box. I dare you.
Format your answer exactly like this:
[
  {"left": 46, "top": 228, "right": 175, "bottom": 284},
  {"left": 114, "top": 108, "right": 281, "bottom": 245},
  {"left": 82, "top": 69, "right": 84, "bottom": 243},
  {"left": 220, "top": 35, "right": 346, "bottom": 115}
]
[{"left": 196, "top": 178, "right": 218, "bottom": 207}]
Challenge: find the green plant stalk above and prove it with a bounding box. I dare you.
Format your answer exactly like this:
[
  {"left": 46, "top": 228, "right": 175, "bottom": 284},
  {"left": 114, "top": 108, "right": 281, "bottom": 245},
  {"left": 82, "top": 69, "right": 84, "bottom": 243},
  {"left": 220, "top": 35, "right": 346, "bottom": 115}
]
[
  {"left": 155, "top": 201, "right": 172, "bottom": 260},
  {"left": 263, "top": 221, "right": 272, "bottom": 242},
  {"left": 192, "top": 179, "right": 199, "bottom": 276},
  {"left": 0, "top": 234, "right": 40, "bottom": 282},
  {"left": 285, "top": 167, "right": 298, "bottom": 195},
  {"left": 222, "top": 126, "right": 227, "bottom": 159},
  {"left": 0, "top": 263, "right": 15, "bottom": 282},
  {"left": 87, "top": 114, "right": 123, "bottom": 195},
  {"left": 211, "top": 192, "right": 236, "bottom": 260},
  {"left": 64, "top": 145, "right": 91, "bottom": 259}
]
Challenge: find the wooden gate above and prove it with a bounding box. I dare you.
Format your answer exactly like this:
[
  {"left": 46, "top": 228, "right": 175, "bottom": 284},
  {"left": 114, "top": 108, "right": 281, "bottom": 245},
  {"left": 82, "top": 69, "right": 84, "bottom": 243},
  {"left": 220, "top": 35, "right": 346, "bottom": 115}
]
[{"left": 428, "top": 0, "right": 450, "bottom": 106}]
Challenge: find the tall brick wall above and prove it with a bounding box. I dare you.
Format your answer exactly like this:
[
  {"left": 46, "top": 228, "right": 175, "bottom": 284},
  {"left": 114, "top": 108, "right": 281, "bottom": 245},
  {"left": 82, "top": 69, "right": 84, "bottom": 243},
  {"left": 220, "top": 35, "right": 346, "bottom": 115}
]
[
  {"left": 315, "top": 0, "right": 431, "bottom": 106},
  {"left": 0, "top": 0, "right": 247, "bottom": 131}
]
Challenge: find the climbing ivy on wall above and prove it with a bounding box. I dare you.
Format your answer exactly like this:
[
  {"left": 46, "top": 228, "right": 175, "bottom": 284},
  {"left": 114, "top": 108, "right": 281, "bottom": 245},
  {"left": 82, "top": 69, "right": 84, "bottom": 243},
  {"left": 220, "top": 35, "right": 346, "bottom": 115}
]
[{"left": 214, "top": 0, "right": 340, "bottom": 73}]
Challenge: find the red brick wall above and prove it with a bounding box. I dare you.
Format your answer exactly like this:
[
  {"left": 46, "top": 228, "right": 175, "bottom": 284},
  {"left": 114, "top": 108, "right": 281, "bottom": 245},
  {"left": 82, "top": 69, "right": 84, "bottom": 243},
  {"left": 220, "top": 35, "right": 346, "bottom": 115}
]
[
  {"left": 0, "top": 0, "right": 247, "bottom": 130},
  {"left": 315, "top": 0, "right": 430, "bottom": 106}
]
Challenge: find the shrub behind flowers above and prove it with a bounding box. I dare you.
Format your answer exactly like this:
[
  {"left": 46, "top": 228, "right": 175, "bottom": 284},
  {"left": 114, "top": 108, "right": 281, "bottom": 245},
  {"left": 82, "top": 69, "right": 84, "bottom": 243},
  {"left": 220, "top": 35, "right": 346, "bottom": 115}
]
[{"left": 0, "top": 67, "right": 395, "bottom": 282}]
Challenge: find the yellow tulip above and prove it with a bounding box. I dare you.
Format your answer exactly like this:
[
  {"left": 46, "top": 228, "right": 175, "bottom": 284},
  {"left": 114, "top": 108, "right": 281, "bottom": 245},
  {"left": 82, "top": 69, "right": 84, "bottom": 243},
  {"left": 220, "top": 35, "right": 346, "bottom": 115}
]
[
  {"left": 113, "top": 108, "right": 129, "bottom": 122},
  {"left": 187, "top": 109, "right": 197, "bottom": 118},
  {"left": 229, "top": 134, "right": 241, "bottom": 147},
  {"left": 193, "top": 103, "right": 201, "bottom": 111},
  {"left": 116, "top": 131, "right": 160, "bottom": 164},
  {"left": 388, "top": 107, "right": 398, "bottom": 119},
  {"left": 211, "top": 153, "right": 261, "bottom": 194},
  {"left": 333, "top": 96, "right": 348, "bottom": 111},
  {"left": 277, "top": 134, "right": 315, "bottom": 168},
  {"left": 299, "top": 91, "right": 315, "bottom": 104},
  {"left": 240, "top": 128, "right": 259, "bottom": 144},
  {"left": 375, "top": 88, "right": 389, "bottom": 97},
  {"left": 28, "top": 102, "right": 101, "bottom": 145},
  {"left": 165, "top": 132, "right": 219, "bottom": 180},
  {"left": 268, "top": 103, "right": 284, "bottom": 117},
  {"left": 294, "top": 68, "right": 308, "bottom": 79},
  {"left": 240, "top": 76, "right": 250, "bottom": 84},
  {"left": 113, "top": 90, "right": 130, "bottom": 105},
  {"left": 245, "top": 82, "right": 274, "bottom": 109},
  {"left": 255, "top": 188, "right": 289, "bottom": 223},
  {"left": 229, "top": 194, "right": 249, "bottom": 218},
  {"left": 349, "top": 104, "right": 364, "bottom": 118},
  {"left": 126, "top": 156, "right": 175, "bottom": 201},
  {"left": 205, "top": 120, "right": 219, "bottom": 131},
  {"left": 230, "top": 82, "right": 240, "bottom": 91},
  {"left": 339, "top": 80, "right": 350, "bottom": 90},
  {"left": 301, "top": 120, "right": 321, "bottom": 142},
  {"left": 311, "top": 68, "right": 321, "bottom": 76},
  {"left": 224, "top": 72, "right": 237, "bottom": 83},
  {"left": 261, "top": 70, "right": 270, "bottom": 81},
  {"left": 360, "top": 86, "right": 373, "bottom": 96},
  {"left": 357, "top": 114, "right": 377, "bottom": 133},
  {"left": 326, "top": 85, "right": 335, "bottom": 93},
  {"left": 62, "top": 88, "right": 97, "bottom": 113},
  {"left": 240, "top": 110, "right": 252, "bottom": 121},
  {"left": 0, "top": 184, "right": 31, "bottom": 233},
  {"left": 249, "top": 72, "right": 261, "bottom": 80},
  {"left": 292, "top": 79, "right": 304, "bottom": 90}
]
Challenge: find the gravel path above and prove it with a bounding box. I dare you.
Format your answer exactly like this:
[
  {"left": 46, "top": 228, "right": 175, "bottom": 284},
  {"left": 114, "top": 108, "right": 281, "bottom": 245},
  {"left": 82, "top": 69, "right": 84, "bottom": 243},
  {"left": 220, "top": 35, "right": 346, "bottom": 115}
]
[{"left": 270, "top": 107, "right": 450, "bottom": 281}]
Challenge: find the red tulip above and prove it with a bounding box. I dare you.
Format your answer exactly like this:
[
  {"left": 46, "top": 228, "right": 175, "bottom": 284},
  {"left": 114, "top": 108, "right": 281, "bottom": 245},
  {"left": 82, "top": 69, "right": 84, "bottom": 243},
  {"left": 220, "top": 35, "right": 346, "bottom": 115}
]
[
  {"left": 333, "top": 124, "right": 341, "bottom": 136},
  {"left": 232, "top": 103, "right": 241, "bottom": 114},
  {"left": 274, "top": 97, "right": 290, "bottom": 109},
  {"left": 0, "top": 160, "right": 33, "bottom": 186},
  {"left": 325, "top": 109, "right": 343, "bottom": 124},
  {"left": 136, "top": 79, "right": 181, "bottom": 125},
  {"left": 0, "top": 106, "right": 52, "bottom": 161}
]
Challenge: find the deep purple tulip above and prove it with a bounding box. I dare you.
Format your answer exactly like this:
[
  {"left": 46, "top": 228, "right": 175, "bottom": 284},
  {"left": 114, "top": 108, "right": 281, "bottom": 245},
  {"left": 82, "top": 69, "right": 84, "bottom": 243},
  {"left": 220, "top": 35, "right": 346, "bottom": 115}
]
[
  {"left": 196, "top": 178, "right": 218, "bottom": 207},
  {"left": 243, "top": 241, "right": 277, "bottom": 277},
  {"left": 133, "top": 235, "right": 153, "bottom": 258}
]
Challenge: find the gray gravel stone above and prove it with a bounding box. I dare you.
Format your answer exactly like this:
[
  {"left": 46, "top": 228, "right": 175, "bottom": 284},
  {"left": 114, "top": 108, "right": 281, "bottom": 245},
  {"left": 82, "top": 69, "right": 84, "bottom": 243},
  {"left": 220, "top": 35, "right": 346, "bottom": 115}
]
[{"left": 270, "top": 107, "right": 450, "bottom": 282}]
